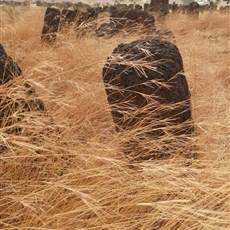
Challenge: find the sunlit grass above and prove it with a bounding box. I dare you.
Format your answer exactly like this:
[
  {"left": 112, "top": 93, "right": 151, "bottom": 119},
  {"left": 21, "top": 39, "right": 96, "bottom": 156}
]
[{"left": 0, "top": 6, "right": 229, "bottom": 229}]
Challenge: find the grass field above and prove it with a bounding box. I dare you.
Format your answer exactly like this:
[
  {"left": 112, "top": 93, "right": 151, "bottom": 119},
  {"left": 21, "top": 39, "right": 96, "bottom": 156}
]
[{"left": 0, "top": 6, "right": 229, "bottom": 229}]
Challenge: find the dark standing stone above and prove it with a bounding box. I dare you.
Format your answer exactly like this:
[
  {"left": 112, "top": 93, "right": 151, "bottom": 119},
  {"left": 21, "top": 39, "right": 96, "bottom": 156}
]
[
  {"left": 144, "top": 3, "right": 151, "bottom": 11},
  {"left": 110, "top": 9, "right": 155, "bottom": 27},
  {"left": 102, "top": 39, "right": 193, "bottom": 136},
  {"left": 59, "top": 9, "right": 77, "bottom": 31},
  {"left": 74, "top": 7, "right": 98, "bottom": 27},
  {"left": 172, "top": 2, "right": 179, "bottom": 13},
  {"left": 0, "top": 44, "right": 45, "bottom": 136},
  {"left": 61, "top": 9, "right": 77, "bottom": 25},
  {"left": 96, "top": 9, "right": 156, "bottom": 37},
  {"left": 187, "top": 2, "right": 200, "bottom": 19},
  {"left": 150, "top": 0, "right": 169, "bottom": 22},
  {"left": 0, "top": 44, "right": 21, "bottom": 84},
  {"left": 135, "top": 4, "right": 142, "bottom": 11},
  {"left": 96, "top": 22, "right": 120, "bottom": 38},
  {"left": 102, "top": 5, "right": 109, "bottom": 12},
  {"left": 86, "top": 7, "right": 98, "bottom": 21},
  {"left": 41, "top": 7, "right": 61, "bottom": 44},
  {"left": 150, "top": 0, "right": 169, "bottom": 13},
  {"left": 128, "top": 4, "right": 134, "bottom": 10}
]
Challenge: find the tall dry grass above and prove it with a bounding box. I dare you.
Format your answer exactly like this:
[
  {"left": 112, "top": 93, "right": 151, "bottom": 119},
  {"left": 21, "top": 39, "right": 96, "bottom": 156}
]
[{"left": 0, "top": 6, "right": 229, "bottom": 229}]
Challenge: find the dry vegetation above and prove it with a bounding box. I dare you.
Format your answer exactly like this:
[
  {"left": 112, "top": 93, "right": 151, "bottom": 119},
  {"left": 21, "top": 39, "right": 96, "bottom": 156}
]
[{"left": 0, "top": 6, "right": 229, "bottom": 229}]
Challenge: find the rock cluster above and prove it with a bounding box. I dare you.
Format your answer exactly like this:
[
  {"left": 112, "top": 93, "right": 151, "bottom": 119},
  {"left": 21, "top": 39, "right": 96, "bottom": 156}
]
[
  {"left": 41, "top": 7, "right": 99, "bottom": 43},
  {"left": 96, "top": 9, "right": 156, "bottom": 37}
]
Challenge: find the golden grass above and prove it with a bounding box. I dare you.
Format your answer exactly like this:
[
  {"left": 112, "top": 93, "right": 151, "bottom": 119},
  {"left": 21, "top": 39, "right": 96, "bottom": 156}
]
[{"left": 0, "top": 6, "right": 229, "bottom": 229}]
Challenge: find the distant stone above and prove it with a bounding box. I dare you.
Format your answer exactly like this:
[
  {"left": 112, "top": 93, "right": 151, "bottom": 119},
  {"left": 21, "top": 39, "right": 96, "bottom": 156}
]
[
  {"left": 75, "top": 7, "right": 99, "bottom": 27},
  {"left": 187, "top": 2, "right": 200, "bottom": 19},
  {"left": 41, "top": 7, "right": 61, "bottom": 44},
  {"left": 96, "top": 9, "right": 156, "bottom": 37},
  {"left": 110, "top": 9, "right": 156, "bottom": 30}
]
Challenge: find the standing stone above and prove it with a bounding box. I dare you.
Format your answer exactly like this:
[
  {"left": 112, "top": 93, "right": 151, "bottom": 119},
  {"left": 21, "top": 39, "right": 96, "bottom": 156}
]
[
  {"left": 0, "top": 44, "right": 21, "bottom": 84},
  {"left": 61, "top": 9, "right": 77, "bottom": 25},
  {"left": 110, "top": 9, "right": 155, "bottom": 29},
  {"left": 128, "top": 4, "right": 134, "bottom": 10},
  {"left": 41, "top": 7, "right": 61, "bottom": 44},
  {"left": 96, "top": 9, "right": 156, "bottom": 37},
  {"left": 144, "top": 3, "right": 151, "bottom": 11},
  {"left": 59, "top": 9, "right": 77, "bottom": 31},
  {"left": 102, "top": 39, "right": 193, "bottom": 136},
  {"left": 187, "top": 2, "right": 200, "bottom": 19},
  {"left": 135, "top": 4, "right": 142, "bottom": 11},
  {"left": 86, "top": 7, "right": 99, "bottom": 21},
  {"left": 172, "top": 2, "right": 179, "bottom": 13},
  {"left": 150, "top": 0, "right": 169, "bottom": 22},
  {"left": 0, "top": 44, "right": 45, "bottom": 135},
  {"left": 74, "top": 7, "right": 98, "bottom": 27},
  {"left": 150, "top": 0, "right": 169, "bottom": 13}
]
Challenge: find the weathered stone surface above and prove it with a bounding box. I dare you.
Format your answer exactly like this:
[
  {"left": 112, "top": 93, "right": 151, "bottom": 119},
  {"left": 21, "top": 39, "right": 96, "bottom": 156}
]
[
  {"left": 170, "top": 2, "right": 179, "bottom": 13},
  {"left": 102, "top": 39, "right": 193, "bottom": 136},
  {"left": 41, "top": 6, "right": 100, "bottom": 41},
  {"left": 149, "top": 0, "right": 169, "bottom": 22},
  {"left": 0, "top": 44, "right": 21, "bottom": 84},
  {"left": 0, "top": 87, "right": 45, "bottom": 134},
  {"left": 96, "top": 9, "right": 156, "bottom": 37},
  {"left": 135, "top": 4, "right": 142, "bottom": 10},
  {"left": 110, "top": 9, "right": 155, "bottom": 28},
  {"left": 61, "top": 9, "right": 77, "bottom": 25},
  {"left": 187, "top": 2, "right": 200, "bottom": 19},
  {"left": 0, "top": 44, "right": 45, "bottom": 135},
  {"left": 75, "top": 7, "right": 98, "bottom": 27},
  {"left": 220, "top": 6, "right": 230, "bottom": 14},
  {"left": 144, "top": 3, "right": 152, "bottom": 12},
  {"left": 150, "top": 0, "right": 169, "bottom": 13},
  {"left": 41, "top": 7, "right": 61, "bottom": 44},
  {"left": 59, "top": 9, "right": 77, "bottom": 31},
  {"left": 96, "top": 23, "right": 119, "bottom": 38}
]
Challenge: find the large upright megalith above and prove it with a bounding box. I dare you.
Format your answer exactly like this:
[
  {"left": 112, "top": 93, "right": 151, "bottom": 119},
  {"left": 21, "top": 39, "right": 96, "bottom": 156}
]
[
  {"left": 41, "top": 7, "right": 61, "bottom": 44},
  {"left": 60, "top": 8, "right": 77, "bottom": 27},
  {"left": 150, "top": 0, "right": 169, "bottom": 12},
  {"left": 102, "top": 39, "right": 193, "bottom": 136}
]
